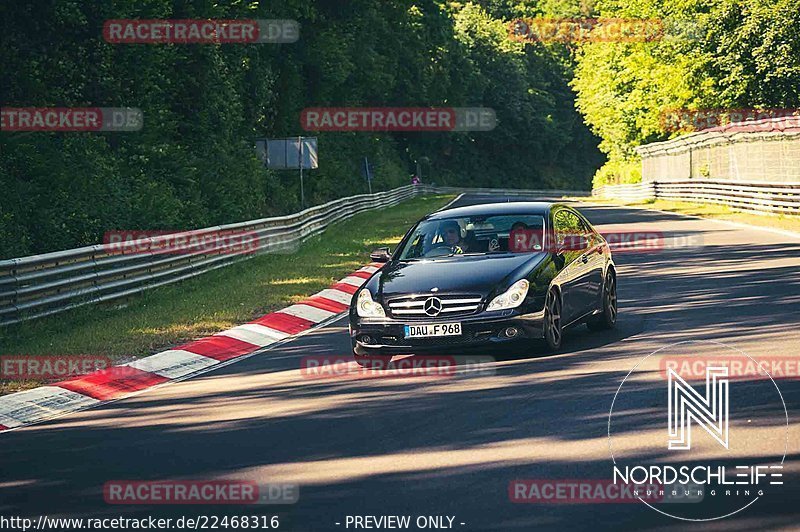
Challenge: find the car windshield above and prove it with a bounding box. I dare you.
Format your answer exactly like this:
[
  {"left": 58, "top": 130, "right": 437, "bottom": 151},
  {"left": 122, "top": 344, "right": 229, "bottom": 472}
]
[{"left": 397, "top": 214, "right": 546, "bottom": 260}]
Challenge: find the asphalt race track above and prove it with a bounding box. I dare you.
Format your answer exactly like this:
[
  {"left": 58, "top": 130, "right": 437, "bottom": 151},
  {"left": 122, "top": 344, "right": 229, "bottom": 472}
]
[{"left": 1, "top": 194, "right": 799, "bottom": 531}]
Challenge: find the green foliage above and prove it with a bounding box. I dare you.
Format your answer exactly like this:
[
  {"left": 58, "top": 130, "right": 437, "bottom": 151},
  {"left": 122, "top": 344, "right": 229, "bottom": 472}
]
[
  {"left": 571, "top": 0, "right": 800, "bottom": 185},
  {"left": 592, "top": 158, "right": 641, "bottom": 187},
  {"left": 0, "top": 0, "right": 603, "bottom": 258}
]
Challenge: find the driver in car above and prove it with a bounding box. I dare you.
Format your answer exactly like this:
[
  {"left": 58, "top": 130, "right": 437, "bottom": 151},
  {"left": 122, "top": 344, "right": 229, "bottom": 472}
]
[{"left": 441, "top": 220, "right": 468, "bottom": 254}]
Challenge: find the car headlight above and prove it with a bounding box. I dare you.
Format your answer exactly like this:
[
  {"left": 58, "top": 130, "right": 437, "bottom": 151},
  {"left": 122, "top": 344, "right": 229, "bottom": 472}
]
[
  {"left": 356, "top": 289, "right": 386, "bottom": 318},
  {"left": 486, "top": 279, "right": 530, "bottom": 311}
]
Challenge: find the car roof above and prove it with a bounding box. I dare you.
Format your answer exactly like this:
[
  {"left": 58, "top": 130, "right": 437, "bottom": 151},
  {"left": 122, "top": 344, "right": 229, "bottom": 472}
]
[{"left": 426, "top": 201, "right": 565, "bottom": 220}]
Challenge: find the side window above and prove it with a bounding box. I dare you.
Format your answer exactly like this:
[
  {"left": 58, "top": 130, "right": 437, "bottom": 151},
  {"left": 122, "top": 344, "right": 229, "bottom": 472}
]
[
  {"left": 554, "top": 209, "right": 587, "bottom": 261},
  {"left": 572, "top": 212, "right": 601, "bottom": 248},
  {"left": 554, "top": 210, "right": 582, "bottom": 243},
  {"left": 579, "top": 216, "right": 599, "bottom": 246}
]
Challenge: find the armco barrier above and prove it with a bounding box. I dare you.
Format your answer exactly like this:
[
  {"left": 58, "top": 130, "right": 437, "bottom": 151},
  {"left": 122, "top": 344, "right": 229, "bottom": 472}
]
[
  {"left": 593, "top": 180, "right": 800, "bottom": 215},
  {"left": 430, "top": 186, "right": 590, "bottom": 197},
  {"left": 593, "top": 183, "right": 656, "bottom": 203},
  {"left": 0, "top": 185, "right": 588, "bottom": 326},
  {"left": 0, "top": 186, "right": 417, "bottom": 326}
]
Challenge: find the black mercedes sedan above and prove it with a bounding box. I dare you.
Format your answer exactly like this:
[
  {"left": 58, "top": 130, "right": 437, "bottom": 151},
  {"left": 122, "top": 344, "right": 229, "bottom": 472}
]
[{"left": 348, "top": 202, "right": 617, "bottom": 366}]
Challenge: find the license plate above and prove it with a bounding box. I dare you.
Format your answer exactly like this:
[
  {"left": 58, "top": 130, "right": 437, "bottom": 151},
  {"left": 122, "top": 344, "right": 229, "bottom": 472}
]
[{"left": 404, "top": 323, "right": 462, "bottom": 338}]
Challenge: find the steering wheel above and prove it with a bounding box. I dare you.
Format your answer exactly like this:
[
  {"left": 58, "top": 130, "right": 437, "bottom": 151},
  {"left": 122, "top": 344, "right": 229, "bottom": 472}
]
[{"left": 425, "top": 243, "right": 463, "bottom": 257}]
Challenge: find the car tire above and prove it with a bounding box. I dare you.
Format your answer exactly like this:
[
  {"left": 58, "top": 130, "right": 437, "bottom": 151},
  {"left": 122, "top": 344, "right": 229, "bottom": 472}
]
[
  {"left": 353, "top": 353, "right": 393, "bottom": 369},
  {"left": 587, "top": 271, "right": 617, "bottom": 331},
  {"left": 543, "top": 289, "right": 563, "bottom": 351}
]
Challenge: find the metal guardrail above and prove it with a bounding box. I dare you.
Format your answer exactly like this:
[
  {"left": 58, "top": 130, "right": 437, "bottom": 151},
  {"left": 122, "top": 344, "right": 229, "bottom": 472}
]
[
  {"left": 428, "top": 186, "right": 590, "bottom": 197},
  {"left": 592, "top": 183, "right": 657, "bottom": 203},
  {"left": 0, "top": 184, "right": 590, "bottom": 327},
  {"left": 0, "top": 185, "right": 419, "bottom": 326},
  {"left": 593, "top": 180, "right": 800, "bottom": 215}
]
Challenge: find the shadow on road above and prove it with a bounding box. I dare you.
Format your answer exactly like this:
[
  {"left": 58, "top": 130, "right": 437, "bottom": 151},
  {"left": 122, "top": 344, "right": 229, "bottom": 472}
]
[{"left": 1, "top": 201, "right": 798, "bottom": 531}]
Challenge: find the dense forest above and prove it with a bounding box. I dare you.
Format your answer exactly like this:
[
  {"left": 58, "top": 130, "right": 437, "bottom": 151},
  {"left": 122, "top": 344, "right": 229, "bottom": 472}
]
[
  {"left": 572, "top": 0, "right": 800, "bottom": 186},
  {"left": 3, "top": 0, "right": 797, "bottom": 258},
  {"left": 0, "top": 0, "right": 603, "bottom": 258}
]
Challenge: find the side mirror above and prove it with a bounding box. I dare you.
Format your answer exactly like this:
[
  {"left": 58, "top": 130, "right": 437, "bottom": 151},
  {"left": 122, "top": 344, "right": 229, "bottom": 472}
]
[{"left": 369, "top": 247, "right": 391, "bottom": 263}]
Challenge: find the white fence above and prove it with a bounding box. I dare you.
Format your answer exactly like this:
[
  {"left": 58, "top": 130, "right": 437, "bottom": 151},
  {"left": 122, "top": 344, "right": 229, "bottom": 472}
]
[
  {"left": 592, "top": 183, "right": 656, "bottom": 203},
  {"left": 635, "top": 117, "right": 800, "bottom": 183},
  {"left": 593, "top": 180, "right": 800, "bottom": 215}
]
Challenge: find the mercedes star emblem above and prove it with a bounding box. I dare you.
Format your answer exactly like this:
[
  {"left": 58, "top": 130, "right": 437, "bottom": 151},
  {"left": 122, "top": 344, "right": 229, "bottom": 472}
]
[{"left": 424, "top": 297, "right": 443, "bottom": 316}]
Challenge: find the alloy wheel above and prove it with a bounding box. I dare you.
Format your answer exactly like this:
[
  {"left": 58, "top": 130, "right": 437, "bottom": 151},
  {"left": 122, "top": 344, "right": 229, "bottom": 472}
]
[
  {"left": 605, "top": 274, "right": 617, "bottom": 324},
  {"left": 545, "top": 291, "right": 562, "bottom": 348}
]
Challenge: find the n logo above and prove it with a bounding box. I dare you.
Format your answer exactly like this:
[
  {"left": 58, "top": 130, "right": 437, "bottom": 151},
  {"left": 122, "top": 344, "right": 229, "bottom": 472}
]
[{"left": 668, "top": 366, "right": 729, "bottom": 450}]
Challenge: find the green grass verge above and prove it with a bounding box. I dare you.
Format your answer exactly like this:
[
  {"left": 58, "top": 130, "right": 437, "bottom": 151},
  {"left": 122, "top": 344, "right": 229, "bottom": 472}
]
[
  {"left": 584, "top": 197, "right": 800, "bottom": 234},
  {"left": 0, "top": 194, "right": 455, "bottom": 393}
]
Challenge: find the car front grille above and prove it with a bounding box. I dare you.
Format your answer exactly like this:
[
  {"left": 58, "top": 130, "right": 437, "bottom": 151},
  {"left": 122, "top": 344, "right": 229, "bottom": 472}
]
[{"left": 386, "top": 294, "right": 483, "bottom": 320}]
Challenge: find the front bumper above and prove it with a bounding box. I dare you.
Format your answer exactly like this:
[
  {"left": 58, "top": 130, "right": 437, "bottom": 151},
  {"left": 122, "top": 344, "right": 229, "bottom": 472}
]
[{"left": 349, "top": 309, "right": 545, "bottom": 356}]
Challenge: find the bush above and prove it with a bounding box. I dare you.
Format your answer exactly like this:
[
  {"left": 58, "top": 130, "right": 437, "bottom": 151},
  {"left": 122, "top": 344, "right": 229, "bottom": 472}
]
[{"left": 592, "top": 159, "right": 642, "bottom": 189}]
